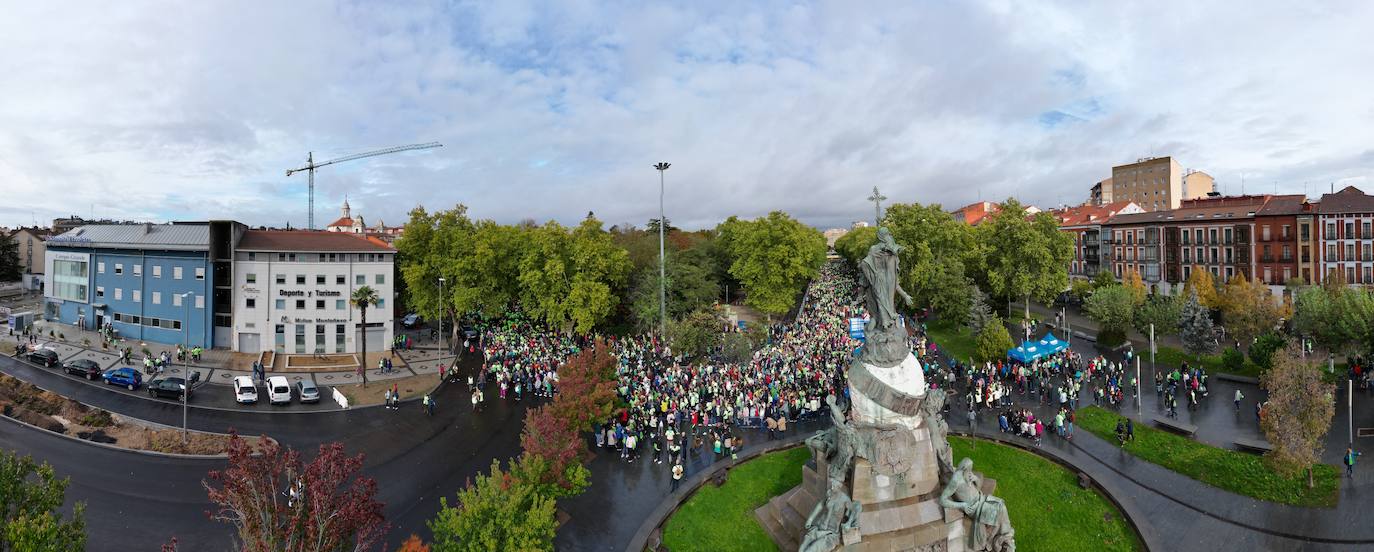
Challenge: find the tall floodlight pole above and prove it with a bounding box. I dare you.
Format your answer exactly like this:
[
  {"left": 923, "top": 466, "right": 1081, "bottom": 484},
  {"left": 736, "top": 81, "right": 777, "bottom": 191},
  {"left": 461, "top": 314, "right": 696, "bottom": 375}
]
[
  {"left": 180, "top": 292, "right": 192, "bottom": 443},
  {"left": 654, "top": 163, "right": 671, "bottom": 337},
  {"left": 438, "top": 277, "right": 446, "bottom": 353},
  {"left": 868, "top": 186, "right": 887, "bottom": 227}
]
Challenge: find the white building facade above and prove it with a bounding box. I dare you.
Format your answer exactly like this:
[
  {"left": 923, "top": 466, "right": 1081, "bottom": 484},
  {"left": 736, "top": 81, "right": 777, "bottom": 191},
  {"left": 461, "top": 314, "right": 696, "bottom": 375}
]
[{"left": 231, "top": 230, "right": 395, "bottom": 355}]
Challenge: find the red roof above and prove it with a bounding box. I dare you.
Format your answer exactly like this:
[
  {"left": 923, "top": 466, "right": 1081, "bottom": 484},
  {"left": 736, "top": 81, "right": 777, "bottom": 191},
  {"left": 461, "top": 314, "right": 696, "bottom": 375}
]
[
  {"left": 1051, "top": 201, "right": 1139, "bottom": 227},
  {"left": 238, "top": 230, "right": 395, "bottom": 252},
  {"left": 326, "top": 216, "right": 356, "bottom": 228}
]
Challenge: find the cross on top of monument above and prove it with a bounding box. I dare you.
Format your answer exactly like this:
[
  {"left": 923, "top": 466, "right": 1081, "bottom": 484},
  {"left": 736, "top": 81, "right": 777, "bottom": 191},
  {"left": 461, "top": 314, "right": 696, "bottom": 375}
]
[{"left": 867, "top": 186, "right": 887, "bottom": 226}]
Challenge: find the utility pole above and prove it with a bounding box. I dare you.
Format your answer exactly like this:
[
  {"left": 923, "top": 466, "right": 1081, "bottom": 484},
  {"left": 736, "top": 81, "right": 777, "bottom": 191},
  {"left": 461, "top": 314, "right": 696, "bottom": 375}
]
[
  {"left": 1150, "top": 323, "right": 1157, "bottom": 383},
  {"left": 654, "top": 163, "right": 671, "bottom": 337},
  {"left": 180, "top": 292, "right": 192, "bottom": 444},
  {"left": 438, "top": 277, "right": 446, "bottom": 353},
  {"left": 1136, "top": 356, "right": 1142, "bottom": 416},
  {"left": 867, "top": 186, "right": 888, "bottom": 227}
]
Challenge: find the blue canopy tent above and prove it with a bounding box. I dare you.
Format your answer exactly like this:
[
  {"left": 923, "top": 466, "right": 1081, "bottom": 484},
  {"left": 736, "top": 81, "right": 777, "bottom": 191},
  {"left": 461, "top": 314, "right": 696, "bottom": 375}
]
[
  {"left": 1037, "top": 332, "right": 1068, "bottom": 355},
  {"left": 1007, "top": 341, "right": 1042, "bottom": 363}
]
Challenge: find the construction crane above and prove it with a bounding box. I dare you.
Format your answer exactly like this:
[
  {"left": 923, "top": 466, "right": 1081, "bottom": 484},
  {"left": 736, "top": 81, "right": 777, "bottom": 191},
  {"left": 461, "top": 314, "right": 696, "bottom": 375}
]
[{"left": 286, "top": 142, "right": 443, "bottom": 229}]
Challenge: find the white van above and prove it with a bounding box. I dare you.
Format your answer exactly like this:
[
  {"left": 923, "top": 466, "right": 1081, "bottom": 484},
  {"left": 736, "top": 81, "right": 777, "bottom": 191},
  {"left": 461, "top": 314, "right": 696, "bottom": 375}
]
[
  {"left": 267, "top": 376, "right": 292, "bottom": 405},
  {"left": 233, "top": 376, "right": 258, "bottom": 404}
]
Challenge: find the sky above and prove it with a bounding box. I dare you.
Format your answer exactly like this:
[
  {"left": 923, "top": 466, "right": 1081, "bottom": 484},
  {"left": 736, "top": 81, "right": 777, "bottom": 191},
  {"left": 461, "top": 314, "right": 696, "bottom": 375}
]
[{"left": 2, "top": 1, "right": 1373, "bottom": 232}]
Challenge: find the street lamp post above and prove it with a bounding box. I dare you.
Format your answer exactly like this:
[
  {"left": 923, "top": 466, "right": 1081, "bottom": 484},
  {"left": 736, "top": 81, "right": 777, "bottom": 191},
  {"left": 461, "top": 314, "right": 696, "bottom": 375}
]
[
  {"left": 180, "top": 292, "right": 191, "bottom": 444},
  {"left": 438, "top": 277, "right": 446, "bottom": 353},
  {"left": 654, "top": 162, "right": 671, "bottom": 337}
]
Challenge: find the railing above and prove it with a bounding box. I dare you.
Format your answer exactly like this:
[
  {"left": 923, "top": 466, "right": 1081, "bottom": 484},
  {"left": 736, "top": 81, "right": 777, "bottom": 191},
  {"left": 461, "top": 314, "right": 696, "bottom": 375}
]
[{"left": 1260, "top": 255, "right": 1275, "bottom": 263}]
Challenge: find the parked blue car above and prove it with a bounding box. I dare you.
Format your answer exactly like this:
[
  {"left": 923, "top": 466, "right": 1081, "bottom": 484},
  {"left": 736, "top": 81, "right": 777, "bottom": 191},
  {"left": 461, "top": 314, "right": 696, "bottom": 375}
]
[{"left": 103, "top": 367, "right": 143, "bottom": 391}]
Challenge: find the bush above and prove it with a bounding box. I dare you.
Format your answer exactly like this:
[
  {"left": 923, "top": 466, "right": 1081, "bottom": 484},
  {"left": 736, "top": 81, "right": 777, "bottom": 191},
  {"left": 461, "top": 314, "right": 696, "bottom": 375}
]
[
  {"left": 1221, "top": 347, "right": 1245, "bottom": 373},
  {"left": 1249, "top": 332, "right": 1287, "bottom": 371},
  {"left": 974, "top": 317, "right": 1014, "bottom": 363},
  {"left": 79, "top": 410, "right": 115, "bottom": 428}
]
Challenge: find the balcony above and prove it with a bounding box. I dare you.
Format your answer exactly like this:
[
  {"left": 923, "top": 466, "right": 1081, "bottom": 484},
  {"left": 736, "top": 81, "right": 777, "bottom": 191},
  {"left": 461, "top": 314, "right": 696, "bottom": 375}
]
[
  {"left": 1084, "top": 237, "right": 1100, "bottom": 246},
  {"left": 1260, "top": 255, "right": 1275, "bottom": 263}
]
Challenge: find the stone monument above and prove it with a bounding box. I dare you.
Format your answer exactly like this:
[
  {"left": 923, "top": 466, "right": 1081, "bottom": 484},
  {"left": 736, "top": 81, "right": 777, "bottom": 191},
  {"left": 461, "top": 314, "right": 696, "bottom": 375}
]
[{"left": 755, "top": 227, "right": 1015, "bottom": 552}]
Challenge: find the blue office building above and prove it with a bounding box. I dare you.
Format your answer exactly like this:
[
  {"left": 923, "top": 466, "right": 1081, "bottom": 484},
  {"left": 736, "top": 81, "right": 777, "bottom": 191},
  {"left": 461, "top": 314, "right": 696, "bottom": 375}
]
[{"left": 44, "top": 223, "right": 236, "bottom": 348}]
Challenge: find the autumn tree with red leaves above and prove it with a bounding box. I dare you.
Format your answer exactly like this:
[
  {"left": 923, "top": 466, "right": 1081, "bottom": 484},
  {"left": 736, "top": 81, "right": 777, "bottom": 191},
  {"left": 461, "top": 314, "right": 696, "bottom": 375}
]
[
  {"left": 544, "top": 342, "right": 617, "bottom": 433},
  {"left": 204, "top": 433, "right": 387, "bottom": 552},
  {"left": 517, "top": 408, "right": 590, "bottom": 498}
]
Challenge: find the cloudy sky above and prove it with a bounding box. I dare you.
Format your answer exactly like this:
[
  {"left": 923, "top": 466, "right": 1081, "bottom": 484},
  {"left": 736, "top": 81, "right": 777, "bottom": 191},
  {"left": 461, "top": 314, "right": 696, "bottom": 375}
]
[{"left": 2, "top": 1, "right": 1372, "bottom": 231}]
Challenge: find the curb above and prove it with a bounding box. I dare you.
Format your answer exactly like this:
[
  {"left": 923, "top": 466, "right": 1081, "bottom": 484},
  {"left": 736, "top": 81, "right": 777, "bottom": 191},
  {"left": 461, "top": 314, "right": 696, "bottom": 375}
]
[
  {"left": 1, "top": 410, "right": 230, "bottom": 460},
  {"left": 624, "top": 432, "right": 811, "bottom": 552}
]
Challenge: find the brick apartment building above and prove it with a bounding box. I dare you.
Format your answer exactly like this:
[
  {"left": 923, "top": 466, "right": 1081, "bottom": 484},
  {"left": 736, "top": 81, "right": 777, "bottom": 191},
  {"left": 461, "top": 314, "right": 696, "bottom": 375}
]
[{"left": 1050, "top": 201, "right": 1142, "bottom": 279}]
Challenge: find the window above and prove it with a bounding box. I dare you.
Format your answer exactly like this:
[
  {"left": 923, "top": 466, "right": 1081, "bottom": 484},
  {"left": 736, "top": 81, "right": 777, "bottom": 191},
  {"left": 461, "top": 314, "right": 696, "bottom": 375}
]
[
  {"left": 1328, "top": 244, "right": 1338, "bottom": 260},
  {"left": 246, "top": 298, "right": 256, "bottom": 309},
  {"left": 315, "top": 326, "right": 325, "bottom": 352},
  {"left": 1349, "top": 266, "right": 1357, "bottom": 283},
  {"left": 1209, "top": 229, "right": 1218, "bottom": 243},
  {"left": 246, "top": 273, "right": 257, "bottom": 284},
  {"left": 1263, "top": 268, "right": 1272, "bottom": 283},
  {"left": 275, "top": 299, "right": 285, "bottom": 310},
  {"left": 315, "top": 300, "right": 325, "bottom": 310},
  {"left": 1347, "top": 222, "right": 1355, "bottom": 237},
  {"left": 1210, "top": 247, "right": 1218, "bottom": 263},
  {"left": 289, "top": 254, "right": 297, "bottom": 262},
  {"left": 1182, "top": 249, "right": 1191, "bottom": 263},
  {"left": 1183, "top": 265, "right": 1191, "bottom": 280},
  {"left": 295, "top": 299, "right": 305, "bottom": 310},
  {"left": 1326, "top": 222, "right": 1336, "bottom": 238},
  {"left": 1224, "top": 228, "right": 1232, "bottom": 243},
  {"left": 356, "top": 274, "right": 365, "bottom": 285},
  {"left": 335, "top": 325, "right": 345, "bottom": 353},
  {"left": 1365, "top": 222, "right": 1372, "bottom": 239},
  {"left": 195, "top": 295, "right": 204, "bottom": 309},
  {"left": 1182, "top": 231, "right": 1190, "bottom": 245},
  {"left": 377, "top": 298, "right": 385, "bottom": 308},
  {"left": 336, "top": 299, "right": 345, "bottom": 310},
  {"left": 174, "top": 266, "right": 183, "bottom": 279},
  {"left": 295, "top": 324, "right": 306, "bottom": 354},
  {"left": 276, "top": 274, "right": 286, "bottom": 285},
  {"left": 97, "top": 262, "right": 105, "bottom": 274},
  {"left": 248, "top": 252, "right": 256, "bottom": 261},
  {"left": 1283, "top": 245, "right": 1292, "bottom": 260},
  {"left": 152, "top": 292, "right": 161, "bottom": 305},
  {"left": 1261, "top": 226, "right": 1270, "bottom": 241},
  {"left": 1283, "top": 225, "right": 1291, "bottom": 239},
  {"left": 336, "top": 275, "right": 345, "bottom": 285},
  {"left": 1301, "top": 224, "right": 1310, "bottom": 240},
  {"left": 316, "top": 275, "right": 326, "bottom": 285},
  {"left": 1367, "top": 267, "right": 1373, "bottom": 284},
  {"left": 132, "top": 290, "right": 141, "bottom": 302},
  {"left": 1347, "top": 244, "right": 1356, "bottom": 260},
  {"left": 296, "top": 274, "right": 305, "bottom": 285},
  {"left": 173, "top": 293, "right": 183, "bottom": 307},
  {"left": 114, "top": 263, "right": 123, "bottom": 275},
  {"left": 278, "top": 253, "right": 286, "bottom": 262},
  {"left": 375, "top": 274, "right": 385, "bottom": 285},
  {"left": 195, "top": 267, "right": 205, "bottom": 280},
  {"left": 133, "top": 264, "right": 142, "bottom": 276},
  {"left": 1284, "top": 267, "right": 1292, "bottom": 282},
  {"left": 52, "top": 259, "right": 89, "bottom": 302},
  {"left": 96, "top": 286, "right": 104, "bottom": 298},
  {"left": 1366, "top": 244, "right": 1373, "bottom": 261},
  {"left": 153, "top": 265, "right": 161, "bottom": 278}
]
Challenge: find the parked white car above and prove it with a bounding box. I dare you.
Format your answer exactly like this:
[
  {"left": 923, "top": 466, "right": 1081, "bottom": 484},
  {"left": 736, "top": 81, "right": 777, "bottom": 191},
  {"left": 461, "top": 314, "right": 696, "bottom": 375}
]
[
  {"left": 267, "top": 376, "right": 292, "bottom": 405},
  {"left": 233, "top": 376, "right": 258, "bottom": 404}
]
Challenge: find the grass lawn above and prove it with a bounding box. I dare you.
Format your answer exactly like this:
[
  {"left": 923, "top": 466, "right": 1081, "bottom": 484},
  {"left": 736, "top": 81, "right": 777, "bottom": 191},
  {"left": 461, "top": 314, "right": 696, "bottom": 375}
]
[
  {"left": 662, "top": 446, "right": 808, "bottom": 552},
  {"left": 925, "top": 320, "right": 977, "bottom": 365},
  {"left": 1076, "top": 406, "right": 1339, "bottom": 507},
  {"left": 949, "top": 436, "right": 1141, "bottom": 552},
  {"left": 663, "top": 438, "right": 1141, "bottom": 552},
  {"left": 1152, "top": 345, "right": 1263, "bottom": 379}
]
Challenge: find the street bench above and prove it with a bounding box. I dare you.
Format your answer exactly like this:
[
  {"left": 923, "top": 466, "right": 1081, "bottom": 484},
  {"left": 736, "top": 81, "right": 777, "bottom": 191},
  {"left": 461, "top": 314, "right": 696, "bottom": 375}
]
[
  {"left": 1234, "top": 438, "right": 1273, "bottom": 454},
  {"left": 1151, "top": 416, "right": 1198, "bottom": 437}
]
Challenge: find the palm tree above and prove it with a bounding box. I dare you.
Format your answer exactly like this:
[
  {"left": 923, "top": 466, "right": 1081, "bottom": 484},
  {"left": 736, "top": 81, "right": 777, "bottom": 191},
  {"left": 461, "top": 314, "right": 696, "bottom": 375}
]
[{"left": 351, "top": 286, "right": 380, "bottom": 388}]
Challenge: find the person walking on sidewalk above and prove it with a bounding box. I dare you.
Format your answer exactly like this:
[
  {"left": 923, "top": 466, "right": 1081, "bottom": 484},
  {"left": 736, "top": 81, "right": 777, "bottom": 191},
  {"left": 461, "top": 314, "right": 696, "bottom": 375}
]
[
  {"left": 1234, "top": 389, "right": 1245, "bottom": 412},
  {"left": 1346, "top": 448, "right": 1362, "bottom": 477}
]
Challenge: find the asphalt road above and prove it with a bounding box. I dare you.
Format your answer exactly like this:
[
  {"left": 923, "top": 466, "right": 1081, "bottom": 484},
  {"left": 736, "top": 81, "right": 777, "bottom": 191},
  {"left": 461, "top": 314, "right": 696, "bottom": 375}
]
[{"left": 1, "top": 352, "right": 526, "bottom": 551}]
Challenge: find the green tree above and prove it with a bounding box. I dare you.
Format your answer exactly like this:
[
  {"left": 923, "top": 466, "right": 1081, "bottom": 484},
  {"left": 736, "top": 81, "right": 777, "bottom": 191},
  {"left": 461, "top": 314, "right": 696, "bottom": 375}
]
[
  {"left": 626, "top": 248, "right": 721, "bottom": 332},
  {"left": 1084, "top": 285, "right": 1134, "bottom": 336},
  {"left": 668, "top": 309, "right": 725, "bottom": 359},
  {"left": 1122, "top": 269, "right": 1148, "bottom": 306},
  {"left": 1070, "top": 278, "right": 1094, "bottom": 302},
  {"left": 967, "top": 286, "right": 995, "bottom": 334},
  {"left": 716, "top": 212, "right": 827, "bottom": 316},
  {"left": 519, "top": 215, "right": 632, "bottom": 333},
  {"left": 926, "top": 258, "right": 974, "bottom": 327},
  {"left": 1217, "top": 274, "right": 1289, "bottom": 345},
  {"left": 1183, "top": 268, "right": 1220, "bottom": 309},
  {"left": 1260, "top": 346, "right": 1335, "bottom": 487},
  {"left": 350, "top": 286, "right": 380, "bottom": 388},
  {"left": 0, "top": 451, "right": 85, "bottom": 551},
  {"left": 1249, "top": 331, "right": 1287, "bottom": 370},
  {"left": 1090, "top": 269, "right": 1116, "bottom": 290},
  {"left": 974, "top": 316, "right": 1014, "bottom": 363},
  {"left": 1292, "top": 286, "right": 1342, "bottom": 353},
  {"left": 1134, "top": 294, "right": 1182, "bottom": 337},
  {"left": 880, "top": 203, "right": 979, "bottom": 313},
  {"left": 833, "top": 226, "right": 877, "bottom": 267},
  {"left": 0, "top": 232, "right": 20, "bottom": 281},
  {"left": 977, "top": 199, "right": 1073, "bottom": 319},
  {"left": 1179, "top": 291, "right": 1217, "bottom": 359},
  {"left": 428, "top": 460, "right": 557, "bottom": 552}
]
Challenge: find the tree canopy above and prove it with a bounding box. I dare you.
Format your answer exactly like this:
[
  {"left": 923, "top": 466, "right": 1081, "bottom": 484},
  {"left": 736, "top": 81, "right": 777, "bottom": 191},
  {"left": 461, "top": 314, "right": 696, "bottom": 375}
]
[
  {"left": 977, "top": 199, "right": 1073, "bottom": 307},
  {"left": 428, "top": 460, "right": 556, "bottom": 552},
  {"left": 0, "top": 451, "right": 85, "bottom": 552},
  {"left": 716, "top": 212, "right": 827, "bottom": 316}
]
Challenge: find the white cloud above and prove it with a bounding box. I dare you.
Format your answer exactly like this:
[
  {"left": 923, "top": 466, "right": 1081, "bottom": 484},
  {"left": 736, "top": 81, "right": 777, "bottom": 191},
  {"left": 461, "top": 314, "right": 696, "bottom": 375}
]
[{"left": 1, "top": 0, "right": 1371, "bottom": 231}]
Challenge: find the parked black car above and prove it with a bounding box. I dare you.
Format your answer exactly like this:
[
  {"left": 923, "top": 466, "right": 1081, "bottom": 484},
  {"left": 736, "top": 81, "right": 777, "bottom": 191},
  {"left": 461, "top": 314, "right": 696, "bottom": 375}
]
[
  {"left": 63, "top": 358, "right": 103, "bottom": 380},
  {"left": 147, "top": 377, "right": 191, "bottom": 400},
  {"left": 26, "top": 348, "right": 60, "bottom": 368}
]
